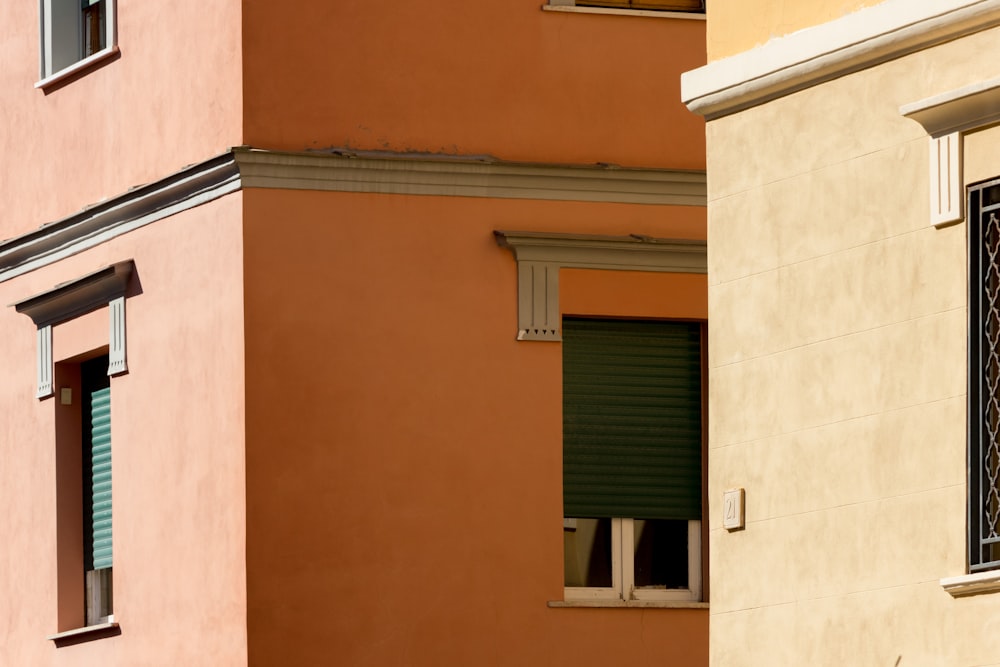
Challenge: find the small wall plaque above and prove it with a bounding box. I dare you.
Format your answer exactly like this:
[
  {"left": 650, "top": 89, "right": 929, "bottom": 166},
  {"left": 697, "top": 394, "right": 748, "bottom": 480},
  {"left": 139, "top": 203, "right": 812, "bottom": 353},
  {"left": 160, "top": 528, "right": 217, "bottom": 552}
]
[{"left": 723, "top": 488, "right": 745, "bottom": 531}]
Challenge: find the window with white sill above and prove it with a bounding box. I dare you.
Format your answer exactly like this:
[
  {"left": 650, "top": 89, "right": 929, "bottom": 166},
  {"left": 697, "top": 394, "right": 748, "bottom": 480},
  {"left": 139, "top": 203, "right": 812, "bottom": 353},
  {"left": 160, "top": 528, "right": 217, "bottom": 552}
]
[
  {"left": 39, "top": 0, "right": 115, "bottom": 81},
  {"left": 562, "top": 318, "right": 703, "bottom": 603}
]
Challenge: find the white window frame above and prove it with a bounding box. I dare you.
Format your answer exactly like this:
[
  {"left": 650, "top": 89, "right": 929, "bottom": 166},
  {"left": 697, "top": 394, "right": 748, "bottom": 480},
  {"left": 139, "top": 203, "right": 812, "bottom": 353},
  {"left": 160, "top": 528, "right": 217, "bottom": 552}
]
[
  {"left": 37, "top": 0, "right": 118, "bottom": 89},
  {"left": 564, "top": 518, "right": 702, "bottom": 602}
]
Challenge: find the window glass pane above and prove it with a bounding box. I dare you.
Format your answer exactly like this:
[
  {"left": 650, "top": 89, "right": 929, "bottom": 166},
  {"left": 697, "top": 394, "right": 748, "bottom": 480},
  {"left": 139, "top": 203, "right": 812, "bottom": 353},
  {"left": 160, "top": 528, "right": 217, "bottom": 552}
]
[
  {"left": 564, "top": 517, "right": 613, "bottom": 587},
  {"left": 633, "top": 519, "right": 688, "bottom": 589},
  {"left": 82, "top": 1, "right": 106, "bottom": 58}
]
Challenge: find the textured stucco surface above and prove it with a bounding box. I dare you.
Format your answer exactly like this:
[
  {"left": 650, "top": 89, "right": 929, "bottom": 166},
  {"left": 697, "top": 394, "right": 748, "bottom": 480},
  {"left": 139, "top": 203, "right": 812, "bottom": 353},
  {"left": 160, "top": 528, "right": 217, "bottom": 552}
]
[
  {"left": 242, "top": 187, "right": 707, "bottom": 667},
  {"left": 241, "top": 0, "right": 705, "bottom": 170},
  {"left": 704, "top": 22, "right": 1000, "bottom": 667},
  {"left": 0, "top": 195, "right": 247, "bottom": 666},
  {"left": 0, "top": 0, "right": 242, "bottom": 240}
]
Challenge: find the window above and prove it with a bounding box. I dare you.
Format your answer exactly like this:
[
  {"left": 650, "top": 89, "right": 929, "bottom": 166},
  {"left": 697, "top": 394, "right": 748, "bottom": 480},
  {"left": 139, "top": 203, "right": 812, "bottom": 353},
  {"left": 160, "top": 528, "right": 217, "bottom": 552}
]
[
  {"left": 969, "top": 178, "right": 1000, "bottom": 572},
  {"left": 547, "top": 0, "right": 705, "bottom": 13},
  {"left": 81, "top": 355, "right": 113, "bottom": 625},
  {"left": 562, "top": 318, "right": 703, "bottom": 602},
  {"left": 39, "top": 0, "right": 115, "bottom": 82},
  {"left": 13, "top": 262, "right": 131, "bottom": 638}
]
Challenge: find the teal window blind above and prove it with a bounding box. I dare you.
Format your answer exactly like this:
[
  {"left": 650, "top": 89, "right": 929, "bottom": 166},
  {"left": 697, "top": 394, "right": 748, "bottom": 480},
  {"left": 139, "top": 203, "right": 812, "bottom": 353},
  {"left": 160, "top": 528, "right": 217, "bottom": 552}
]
[
  {"left": 82, "top": 357, "right": 112, "bottom": 571},
  {"left": 563, "top": 319, "right": 702, "bottom": 520}
]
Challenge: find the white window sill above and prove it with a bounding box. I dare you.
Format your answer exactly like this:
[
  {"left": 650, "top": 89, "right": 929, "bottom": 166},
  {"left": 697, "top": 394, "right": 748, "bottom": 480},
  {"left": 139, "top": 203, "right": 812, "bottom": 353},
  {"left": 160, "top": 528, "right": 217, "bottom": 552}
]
[
  {"left": 542, "top": 5, "right": 705, "bottom": 19},
  {"left": 35, "top": 46, "right": 120, "bottom": 91},
  {"left": 47, "top": 620, "right": 119, "bottom": 643},
  {"left": 549, "top": 599, "right": 708, "bottom": 609},
  {"left": 941, "top": 571, "right": 1000, "bottom": 597}
]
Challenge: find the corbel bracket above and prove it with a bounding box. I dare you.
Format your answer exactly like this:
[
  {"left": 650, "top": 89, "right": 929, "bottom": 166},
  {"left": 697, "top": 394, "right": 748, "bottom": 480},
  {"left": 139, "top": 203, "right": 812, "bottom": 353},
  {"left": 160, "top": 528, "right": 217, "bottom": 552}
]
[{"left": 494, "top": 231, "right": 706, "bottom": 341}]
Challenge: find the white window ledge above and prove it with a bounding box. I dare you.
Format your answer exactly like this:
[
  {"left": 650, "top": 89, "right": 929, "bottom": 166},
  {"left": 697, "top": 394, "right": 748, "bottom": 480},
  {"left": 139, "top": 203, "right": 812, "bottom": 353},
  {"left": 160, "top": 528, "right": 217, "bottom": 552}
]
[
  {"left": 548, "top": 599, "right": 709, "bottom": 609},
  {"left": 941, "top": 571, "right": 1000, "bottom": 597},
  {"left": 542, "top": 5, "right": 704, "bottom": 19},
  {"left": 47, "top": 620, "right": 119, "bottom": 643},
  {"left": 35, "top": 46, "right": 120, "bottom": 91}
]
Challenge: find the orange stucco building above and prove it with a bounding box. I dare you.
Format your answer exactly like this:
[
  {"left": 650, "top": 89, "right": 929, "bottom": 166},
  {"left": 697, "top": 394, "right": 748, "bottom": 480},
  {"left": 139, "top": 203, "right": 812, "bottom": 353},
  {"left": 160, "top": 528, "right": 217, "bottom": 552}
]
[{"left": 0, "top": 1, "right": 708, "bottom": 664}]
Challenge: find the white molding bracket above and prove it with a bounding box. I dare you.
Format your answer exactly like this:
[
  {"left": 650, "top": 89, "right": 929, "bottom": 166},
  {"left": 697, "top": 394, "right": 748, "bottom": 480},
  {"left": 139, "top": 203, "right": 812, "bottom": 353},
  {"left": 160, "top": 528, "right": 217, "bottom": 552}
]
[
  {"left": 900, "top": 75, "right": 1000, "bottom": 136},
  {"left": 494, "top": 231, "right": 706, "bottom": 341},
  {"left": 901, "top": 76, "right": 1000, "bottom": 227},
  {"left": 13, "top": 261, "right": 135, "bottom": 396},
  {"left": 516, "top": 262, "right": 561, "bottom": 341},
  {"left": 108, "top": 295, "right": 127, "bottom": 376},
  {"left": 36, "top": 325, "right": 53, "bottom": 399},
  {"left": 930, "top": 133, "right": 963, "bottom": 227}
]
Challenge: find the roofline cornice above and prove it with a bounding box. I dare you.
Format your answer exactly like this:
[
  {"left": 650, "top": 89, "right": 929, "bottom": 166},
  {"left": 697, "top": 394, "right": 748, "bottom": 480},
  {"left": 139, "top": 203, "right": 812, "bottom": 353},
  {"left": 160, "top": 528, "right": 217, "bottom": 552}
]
[
  {"left": 0, "top": 148, "right": 705, "bottom": 284},
  {"left": 681, "top": 0, "right": 1000, "bottom": 120}
]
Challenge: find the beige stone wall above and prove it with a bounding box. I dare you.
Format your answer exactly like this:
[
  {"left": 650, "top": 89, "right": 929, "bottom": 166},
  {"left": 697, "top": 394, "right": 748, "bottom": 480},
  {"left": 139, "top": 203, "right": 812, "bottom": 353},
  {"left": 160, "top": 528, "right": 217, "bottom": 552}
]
[
  {"left": 706, "top": 24, "right": 1000, "bottom": 665},
  {"left": 707, "top": 0, "right": 877, "bottom": 59}
]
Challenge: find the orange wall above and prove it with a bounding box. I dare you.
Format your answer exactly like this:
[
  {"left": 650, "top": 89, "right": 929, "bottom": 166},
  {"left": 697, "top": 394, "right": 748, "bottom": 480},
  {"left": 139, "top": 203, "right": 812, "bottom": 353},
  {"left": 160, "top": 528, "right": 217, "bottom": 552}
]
[
  {"left": 0, "top": 0, "right": 242, "bottom": 240},
  {"left": 242, "top": 187, "right": 707, "bottom": 666},
  {"left": 0, "top": 195, "right": 247, "bottom": 666},
  {"left": 242, "top": 0, "right": 706, "bottom": 169}
]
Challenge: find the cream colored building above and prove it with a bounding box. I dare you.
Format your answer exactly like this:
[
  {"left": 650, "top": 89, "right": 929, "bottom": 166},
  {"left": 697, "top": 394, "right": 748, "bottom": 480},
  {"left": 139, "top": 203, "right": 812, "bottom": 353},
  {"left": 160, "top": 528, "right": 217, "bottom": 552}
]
[{"left": 683, "top": 0, "right": 1000, "bottom": 664}]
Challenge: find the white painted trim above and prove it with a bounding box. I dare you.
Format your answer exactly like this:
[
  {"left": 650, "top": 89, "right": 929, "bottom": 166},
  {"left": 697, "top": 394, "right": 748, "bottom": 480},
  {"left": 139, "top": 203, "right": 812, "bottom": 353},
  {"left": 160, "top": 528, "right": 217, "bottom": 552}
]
[
  {"left": 36, "top": 45, "right": 119, "bottom": 90},
  {"left": 107, "top": 295, "right": 126, "bottom": 376},
  {"left": 37, "top": 325, "right": 53, "bottom": 399},
  {"left": 548, "top": 599, "right": 709, "bottom": 608},
  {"left": 565, "top": 517, "right": 625, "bottom": 601},
  {"left": 234, "top": 148, "right": 706, "bottom": 207},
  {"left": 928, "top": 134, "right": 963, "bottom": 227},
  {"left": 941, "top": 570, "right": 1000, "bottom": 596},
  {"left": 0, "top": 149, "right": 701, "bottom": 286},
  {"left": 0, "top": 156, "right": 240, "bottom": 285},
  {"left": 47, "top": 620, "right": 119, "bottom": 642},
  {"left": 901, "top": 75, "right": 1000, "bottom": 137},
  {"left": 899, "top": 78, "right": 1000, "bottom": 228},
  {"left": 681, "top": 0, "right": 1000, "bottom": 119},
  {"left": 627, "top": 519, "right": 701, "bottom": 602},
  {"left": 542, "top": 5, "right": 704, "bottom": 20},
  {"left": 565, "top": 518, "right": 703, "bottom": 604},
  {"left": 494, "top": 231, "right": 706, "bottom": 341}
]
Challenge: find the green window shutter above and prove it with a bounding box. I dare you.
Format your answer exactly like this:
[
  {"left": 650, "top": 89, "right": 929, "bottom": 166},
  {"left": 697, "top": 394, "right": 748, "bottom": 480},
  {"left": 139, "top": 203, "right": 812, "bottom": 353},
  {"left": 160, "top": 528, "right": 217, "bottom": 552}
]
[
  {"left": 83, "top": 357, "right": 112, "bottom": 571},
  {"left": 563, "top": 318, "right": 702, "bottom": 520}
]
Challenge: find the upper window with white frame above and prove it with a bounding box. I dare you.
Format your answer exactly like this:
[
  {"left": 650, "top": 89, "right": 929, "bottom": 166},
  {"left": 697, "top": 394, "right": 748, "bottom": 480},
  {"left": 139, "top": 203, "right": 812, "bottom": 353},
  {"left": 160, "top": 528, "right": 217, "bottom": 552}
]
[
  {"left": 562, "top": 318, "right": 703, "bottom": 603},
  {"left": 39, "top": 0, "right": 116, "bottom": 83}
]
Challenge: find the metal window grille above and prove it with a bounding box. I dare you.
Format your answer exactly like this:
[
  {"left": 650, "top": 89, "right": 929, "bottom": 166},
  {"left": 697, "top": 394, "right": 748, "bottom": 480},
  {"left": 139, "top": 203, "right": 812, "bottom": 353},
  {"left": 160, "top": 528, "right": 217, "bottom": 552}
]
[{"left": 969, "top": 178, "right": 1000, "bottom": 571}]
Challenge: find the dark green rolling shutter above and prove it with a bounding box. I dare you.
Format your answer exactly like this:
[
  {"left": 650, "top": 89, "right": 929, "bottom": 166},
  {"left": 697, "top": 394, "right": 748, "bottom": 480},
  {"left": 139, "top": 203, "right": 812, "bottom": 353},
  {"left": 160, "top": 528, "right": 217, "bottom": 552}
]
[
  {"left": 563, "top": 318, "right": 702, "bottom": 520},
  {"left": 83, "top": 357, "right": 112, "bottom": 571}
]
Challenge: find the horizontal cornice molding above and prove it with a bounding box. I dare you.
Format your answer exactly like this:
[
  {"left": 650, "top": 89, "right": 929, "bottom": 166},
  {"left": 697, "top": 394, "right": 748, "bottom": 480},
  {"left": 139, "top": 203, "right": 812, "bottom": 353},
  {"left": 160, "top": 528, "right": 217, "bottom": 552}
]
[
  {"left": 232, "top": 148, "right": 706, "bottom": 206},
  {"left": 901, "top": 75, "right": 1000, "bottom": 136},
  {"left": 494, "top": 230, "right": 707, "bottom": 273},
  {"left": 682, "top": 0, "right": 1000, "bottom": 120},
  {"left": 0, "top": 149, "right": 704, "bottom": 284},
  {"left": 0, "top": 155, "right": 240, "bottom": 284},
  {"left": 13, "top": 260, "right": 134, "bottom": 327}
]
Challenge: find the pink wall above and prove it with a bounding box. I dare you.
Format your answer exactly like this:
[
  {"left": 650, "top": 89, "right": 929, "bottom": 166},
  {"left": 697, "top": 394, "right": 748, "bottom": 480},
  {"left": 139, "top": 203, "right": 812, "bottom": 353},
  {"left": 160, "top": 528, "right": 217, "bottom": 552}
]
[
  {"left": 0, "top": 0, "right": 243, "bottom": 240},
  {"left": 242, "top": 0, "right": 706, "bottom": 169},
  {"left": 0, "top": 195, "right": 247, "bottom": 666},
  {"left": 242, "top": 187, "right": 707, "bottom": 666}
]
